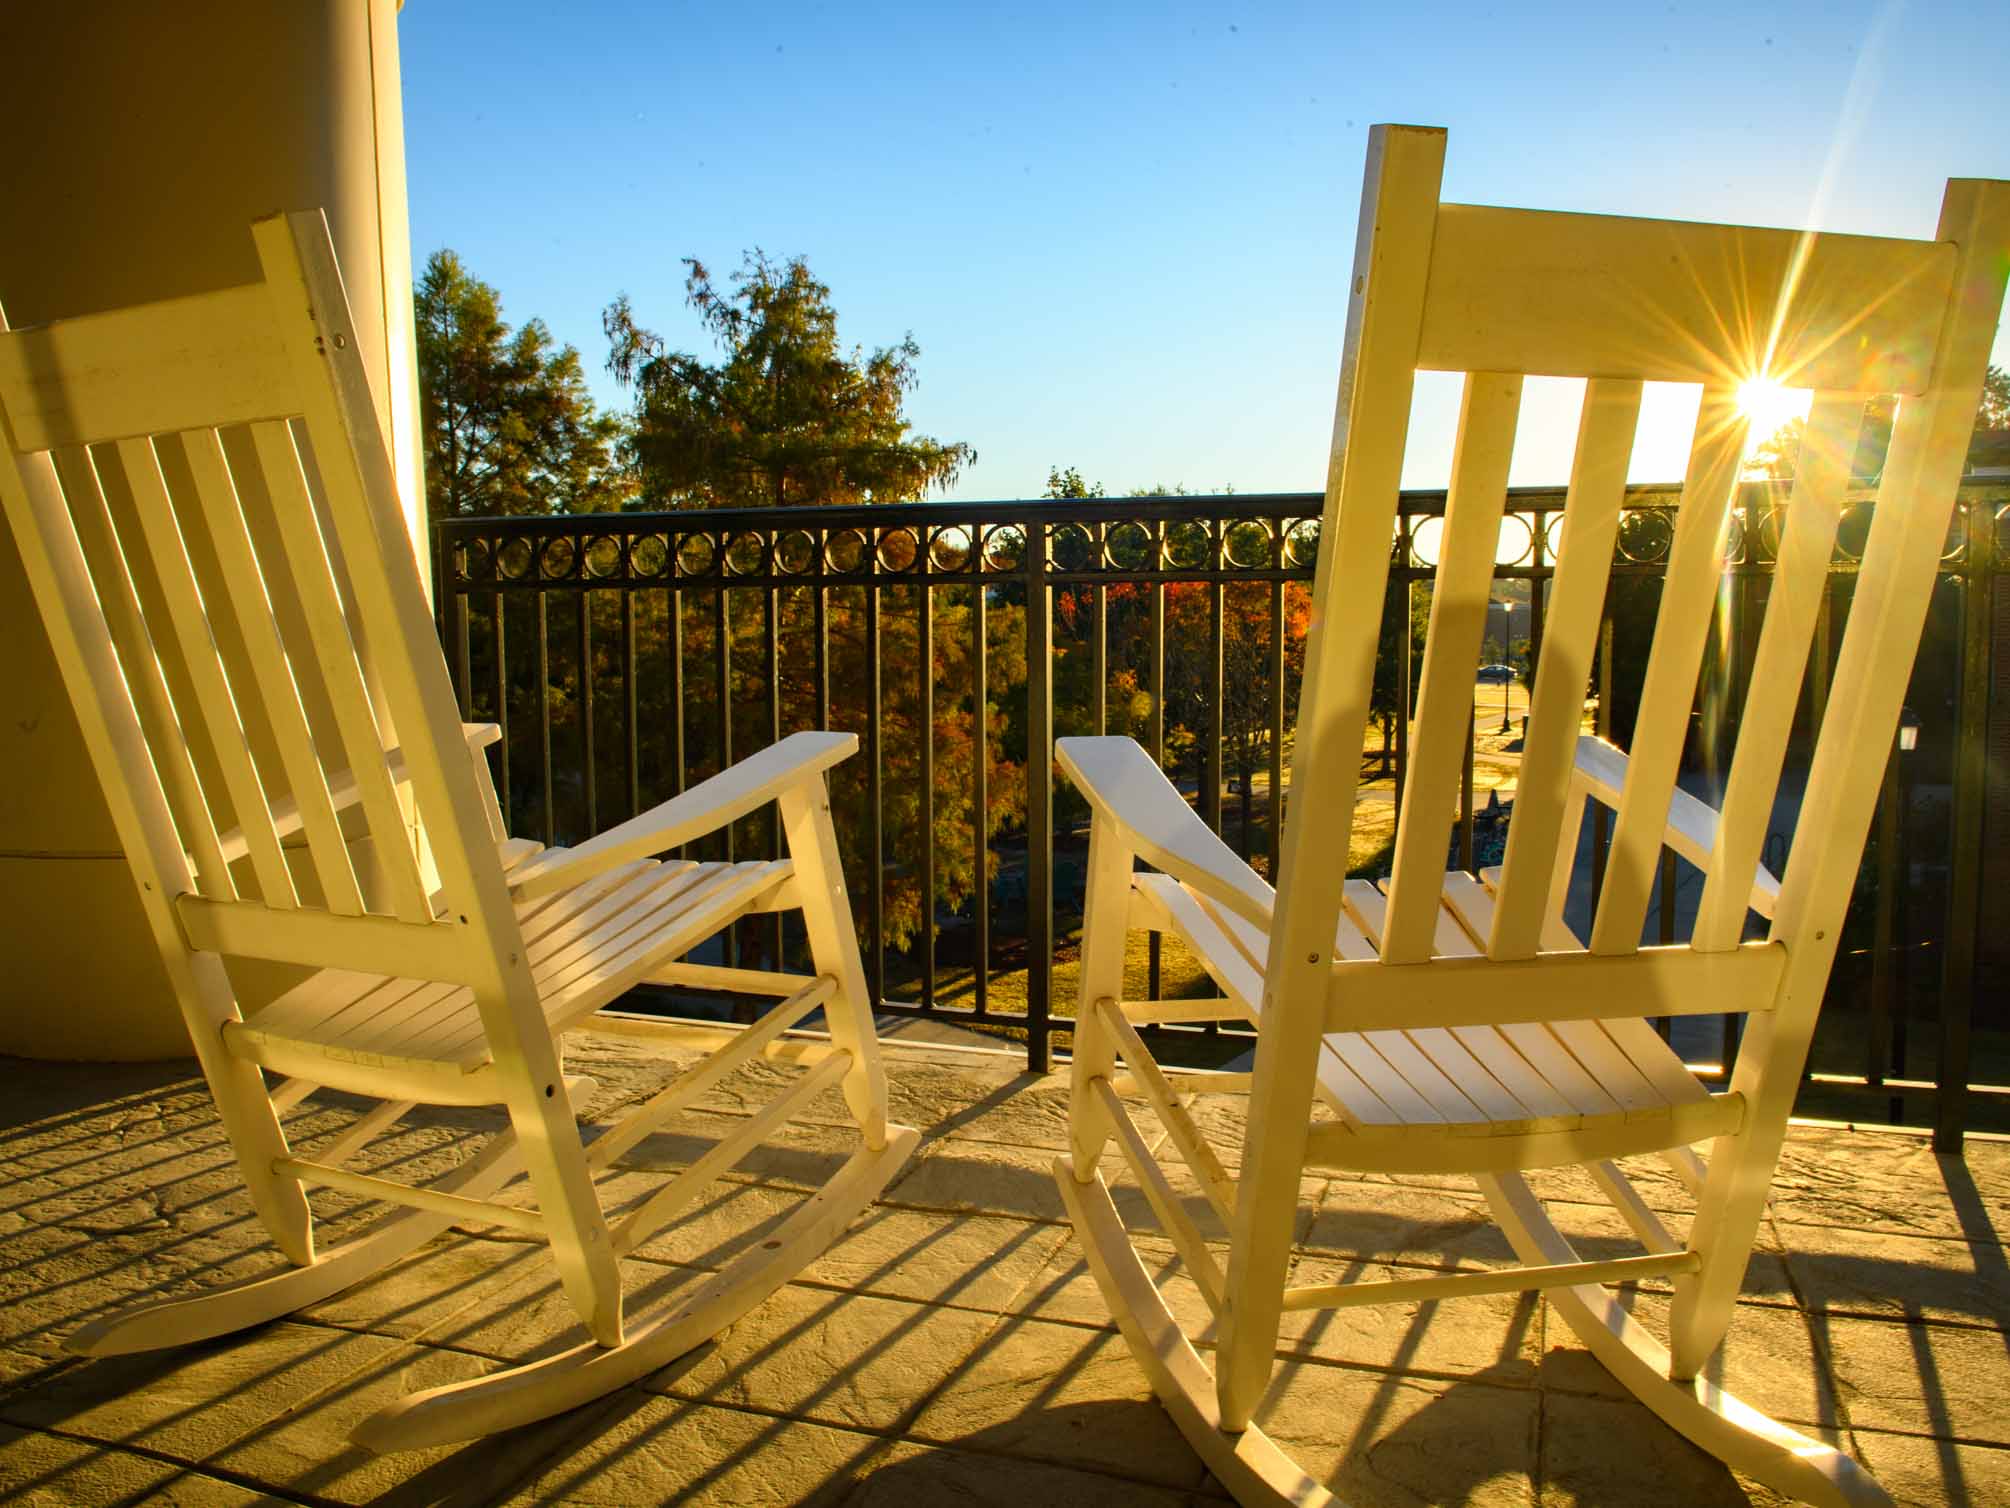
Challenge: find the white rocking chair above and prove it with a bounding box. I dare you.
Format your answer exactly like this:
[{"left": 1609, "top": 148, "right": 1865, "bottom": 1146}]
[
  {"left": 1054, "top": 125, "right": 2009, "bottom": 1507},
  {"left": 0, "top": 211, "right": 915, "bottom": 1451}
]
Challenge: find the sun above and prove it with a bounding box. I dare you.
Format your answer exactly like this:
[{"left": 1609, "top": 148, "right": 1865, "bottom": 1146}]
[{"left": 1736, "top": 376, "right": 1810, "bottom": 440}]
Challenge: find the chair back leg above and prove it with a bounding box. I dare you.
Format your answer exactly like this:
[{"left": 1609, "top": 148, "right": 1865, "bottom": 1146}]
[
  {"left": 1668, "top": 1016, "right": 1797, "bottom": 1378},
  {"left": 779, "top": 780, "right": 889, "bottom": 1149},
  {"left": 182, "top": 953, "right": 317, "bottom": 1266},
  {"left": 1068, "top": 814, "right": 1135, "bottom": 1181},
  {"left": 488, "top": 980, "right": 625, "bottom": 1349}
]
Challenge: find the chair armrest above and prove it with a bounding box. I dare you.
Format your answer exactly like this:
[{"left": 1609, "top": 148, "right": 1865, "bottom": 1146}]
[
  {"left": 1056, "top": 736, "right": 1276, "bottom": 932},
  {"left": 506, "top": 730, "right": 859, "bottom": 900},
  {"left": 1572, "top": 735, "right": 1779, "bottom": 917}
]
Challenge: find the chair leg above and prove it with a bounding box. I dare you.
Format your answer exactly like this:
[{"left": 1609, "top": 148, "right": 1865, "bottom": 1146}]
[
  {"left": 1214, "top": 1017, "right": 1319, "bottom": 1432},
  {"left": 1671, "top": 1057, "right": 1796, "bottom": 1380},
  {"left": 1068, "top": 815, "right": 1135, "bottom": 1181},
  {"left": 490, "top": 986, "right": 624, "bottom": 1349},
  {"left": 184, "top": 954, "right": 314, "bottom": 1266},
  {"left": 779, "top": 780, "right": 887, "bottom": 1149}
]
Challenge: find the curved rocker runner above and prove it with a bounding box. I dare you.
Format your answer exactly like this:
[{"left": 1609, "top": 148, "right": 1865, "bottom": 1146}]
[
  {"left": 0, "top": 211, "right": 913, "bottom": 1448},
  {"left": 1051, "top": 125, "right": 2010, "bottom": 1507}
]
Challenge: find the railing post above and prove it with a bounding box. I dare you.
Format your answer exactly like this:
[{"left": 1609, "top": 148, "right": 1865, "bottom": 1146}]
[
  {"left": 1869, "top": 738, "right": 1903, "bottom": 1118},
  {"left": 973, "top": 569, "right": 990, "bottom": 1018},
  {"left": 920, "top": 573, "right": 935, "bottom": 1010},
  {"left": 1025, "top": 519, "right": 1053, "bottom": 1073},
  {"left": 1936, "top": 497, "right": 1990, "bottom": 1153},
  {"left": 1146, "top": 544, "right": 1165, "bottom": 1001}
]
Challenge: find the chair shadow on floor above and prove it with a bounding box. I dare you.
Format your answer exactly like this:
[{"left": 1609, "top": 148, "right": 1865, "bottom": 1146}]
[{"left": 2, "top": 1061, "right": 2005, "bottom": 1506}]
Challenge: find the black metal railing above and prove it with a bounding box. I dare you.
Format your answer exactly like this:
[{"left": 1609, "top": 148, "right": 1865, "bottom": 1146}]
[{"left": 436, "top": 480, "right": 2010, "bottom": 1146}]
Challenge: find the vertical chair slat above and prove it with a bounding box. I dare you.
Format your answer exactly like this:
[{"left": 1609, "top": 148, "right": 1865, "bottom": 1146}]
[
  {"left": 1690, "top": 394, "right": 1863, "bottom": 949},
  {"left": 1489, "top": 379, "right": 1639, "bottom": 959},
  {"left": 1381, "top": 371, "right": 1522, "bottom": 963},
  {"left": 250, "top": 419, "right": 431, "bottom": 923},
  {"left": 1589, "top": 386, "right": 1748, "bottom": 954},
  {"left": 50, "top": 446, "right": 235, "bottom": 899},
  {"left": 183, "top": 428, "right": 366, "bottom": 915},
  {"left": 114, "top": 435, "right": 297, "bottom": 908}
]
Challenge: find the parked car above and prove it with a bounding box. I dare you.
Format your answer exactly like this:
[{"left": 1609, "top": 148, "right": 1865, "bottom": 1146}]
[{"left": 1476, "top": 664, "right": 1518, "bottom": 684}]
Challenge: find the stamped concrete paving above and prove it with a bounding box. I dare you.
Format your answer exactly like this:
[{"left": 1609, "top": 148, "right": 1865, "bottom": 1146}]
[{"left": 0, "top": 1032, "right": 2005, "bottom": 1506}]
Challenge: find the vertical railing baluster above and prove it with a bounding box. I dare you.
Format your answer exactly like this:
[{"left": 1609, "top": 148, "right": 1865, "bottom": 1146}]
[
  {"left": 1869, "top": 739, "right": 1902, "bottom": 1102},
  {"left": 1936, "top": 498, "right": 1989, "bottom": 1152},
  {"left": 1268, "top": 569, "right": 1285, "bottom": 878},
  {"left": 1460, "top": 703, "right": 1476, "bottom": 874},
  {"left": 1395, "top": 564, "right": 1413, "bottom": 817},
  {"left": 579, "top": 586, "right": 596, "bottom": 835},
  {"left": 920, "top": 572, "right": 935, "bottom": 1011},
  {"left": 537, "top": 590, "right": 553, "bottom": 846},
  {"left": 814, "top": 539, "right": 830, "bottom": 731},
  {"left": 765, "top": 561, "right": 782, "bottom": 969},
  {"left": 1528, "top": 508, "right": 1547, "bottom": 684},
  {"left": 974, "top": 569, "right": 989, "bottom": 1019},
  {"left": 1207, "top": 528, "right": 1225, "bottom": 842},
  {"left": 1655, "top": 845, "right": 1677, "bottom": 1042},
  {"left": 715, "top": 577, "right": 736, "bottom": 969},
  {"left": 450, "top": 585, "right": 471, "bottom": 718},
  {"left": 1025, "top": 520, "right": 1053, "bottom": 1072},
  {"left": 1590, "top": 612, "right": 1613, "bottom": 904},
  {"left": 1092, "top": 520, "right": 1107, "bottom": 736},
  {"left": 1146, "top": 544, "right": 1165, "bottom": 1002},
  {"left": 622, "top": 586, "right": 638, "bottom": 820},
  {"left": 492, "top": 590, "right": 510, "bottom": 828},
  {"left": 866, "top": 556, "right": 884, "bottom": 1008},
  {"left": 715, "top": 585, "right": 732, "bottom": 859},
  {"left": 670, "top": 578, "right": 687, "bottom": 855}
]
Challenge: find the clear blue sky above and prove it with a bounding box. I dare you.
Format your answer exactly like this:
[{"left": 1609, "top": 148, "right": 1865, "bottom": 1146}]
[{"left": 399, "top": 0, "right": 2010, "bottom": 501}]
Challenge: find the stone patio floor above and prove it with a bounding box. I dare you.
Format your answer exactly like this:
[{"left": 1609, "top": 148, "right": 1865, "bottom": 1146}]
[{"left": 1, "top": 1031, "right": 2006, "bottom": 1506}]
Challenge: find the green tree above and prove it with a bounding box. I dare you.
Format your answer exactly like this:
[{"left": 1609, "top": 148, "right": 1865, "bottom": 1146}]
[
  {"left": 604, "top": 252, "right": 974, "bottom": 508},
  {"left": 414, "top": 250, "right": 627, "bottom": 524},
  {"left": 1043, "top": 466, "right": 1104, "bottom": 500},
  {"left": 1747, "top": 365, "right": 2010, "bottom": 481}
]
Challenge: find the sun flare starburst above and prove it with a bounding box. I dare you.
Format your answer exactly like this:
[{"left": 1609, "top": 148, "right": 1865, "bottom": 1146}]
[{"left": 1736, "top": 376, "right": 1811, "bottom": 443}]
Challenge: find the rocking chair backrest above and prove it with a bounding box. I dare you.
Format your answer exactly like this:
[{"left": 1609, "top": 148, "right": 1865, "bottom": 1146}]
[
  {"left": 1268, "top": 126, "right": 2010, "bottom": 1055},
  {"left": 0, "top": 211, "right": 519, "bottom": 1002}
]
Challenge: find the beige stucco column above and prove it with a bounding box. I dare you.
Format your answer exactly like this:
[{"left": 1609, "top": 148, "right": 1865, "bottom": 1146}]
[{"left": 0, "top": 1, "right": 424, "bottom": 1059}]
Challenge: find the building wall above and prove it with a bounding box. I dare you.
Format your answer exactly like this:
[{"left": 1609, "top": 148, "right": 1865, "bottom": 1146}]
[{"left": 0, "top": 1, "right": 422, "bottom": 1059}]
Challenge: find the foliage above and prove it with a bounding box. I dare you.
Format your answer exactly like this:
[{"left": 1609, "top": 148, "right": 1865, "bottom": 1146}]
[
  {"left": 414, "top": 250, "right": 627, "bottom": 524},
  {"left": 604, "top": 252, "right": 975, "bottom": 508},
  {"left": 1746, "top": 364, "right": 2010, "bottom": 481},
  {"left": 1042, "top": 466, "right": 1104, "bottom": 500}
]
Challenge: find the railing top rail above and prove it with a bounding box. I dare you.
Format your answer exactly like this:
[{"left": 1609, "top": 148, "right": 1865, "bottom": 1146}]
[
  {"left": 432, "top": 482, "right": 1692, "bottom": 541},
  {"left": 433, "top": 475, "right": 2004, "bottom": 544}
]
